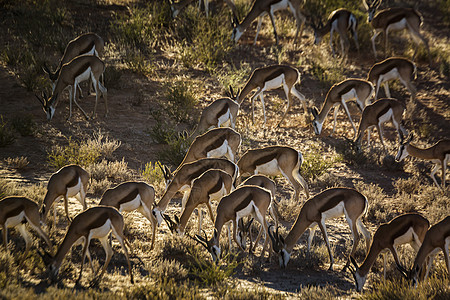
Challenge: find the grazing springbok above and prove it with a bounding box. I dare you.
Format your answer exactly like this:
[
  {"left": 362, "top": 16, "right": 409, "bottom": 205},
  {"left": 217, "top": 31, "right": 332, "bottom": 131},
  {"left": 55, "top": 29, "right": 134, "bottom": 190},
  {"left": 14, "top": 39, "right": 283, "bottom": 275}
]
[
  {"left": 236, "top": 65, "right": 307, "bottom": 127},
  {"left": 194, "top": 186, "right": 272, "bottom": 262},
  {"left": 354, "top": 98, "right": 408, "bottom": 150},
  {"left": 192, "top": 96, "right": 239, "bottom": 137},
  {"left": 363, "top": 0, "right": 430, "bottom": 60},
  {"left": 43, "top": 32, "right": 104, "bottom": 96},
  {"left": 397, "top": 216, "right": 450, "bottom": 286},
  {"left": 349, "top": 213, "right": 429, "bottom": 292},
  {"left": 40, "top": 165, "right": 89, "bottom": 225},
  {"left": 1, "top": 196, "right": 52, "bottom": 261},
  {"left": 269, "top": 187, "right": 372, "bottom": 270},
  {"left": 36, "top": 55, "right": 107, "bottom": 120},
  {"left": 232, "top": 0, "right": 306, "bottom": 45},
  {"left": 311, "top": 79, "right": 374, "bottom": 139},
  {"left": 40, "top": 206, "right": 133, "bottom": 284},
  {"left": 367, "top": 57, "right": 417, "bottom": 101},
  {"left": 238, "top": 145, "right": 309, "bottom": 203},
  {"left": 311, "top": 9, "right": 359, "bottom": 58},
  {"left": 99, "top": 182, "right": 158, "bottom": 250},
  {"left": 396, "top": 133, "right": 450, "bottom": 189},
  {"left": 179, "top": 127, "right": 241, "bottom": 166},
  {"left": 152, "top": 158, "right": 238, "bottom": 227},
  {"left": 163, "top": 169, "right": 234, "bottom": 235}
]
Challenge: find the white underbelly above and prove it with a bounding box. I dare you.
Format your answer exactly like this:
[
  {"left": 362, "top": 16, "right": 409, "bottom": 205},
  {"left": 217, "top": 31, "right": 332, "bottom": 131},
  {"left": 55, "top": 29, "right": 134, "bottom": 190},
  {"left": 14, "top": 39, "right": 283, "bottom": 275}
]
[
  {"left": 255, "top": 158, "right": 281, "bottom": 176},
  {"left": 75, "top": 67, "right": 92, "bottom": 84},
  {"left": 207, "top": 139, "right": 228, "bottom": 158},
  {"left": 264, "top": 75, "right": 284, "bottom": 91},
  {"left": 378, "top": 109, "right": 393, "bottom": 124},
  {"left": 67, "top": 177, "right": 82, "bottom": 197},
  {"left": 89, "top": 219, "right": 112, "bottom": 239},
  {"left": 5, "top": 211, "right": 25, "bottom": 228},
  {"left": 393, "top": 227, "right": 416, "bottom": 247},
  {"left": 321, "top": 201, "right": 345, "bottom": 220},
  {"left": 218, "top": 109, "right": 231, "bottom": 127},
  {"left": 379, "top": 68, "right": 400, "bottom": 84},
  {"left": 236, "top": 200, "right": 255, "bottom": 220},
  {"left": 119, "top": 194, "right": 141, "bottom": 212},
  {"left": 209, "top": 183, "right": 227, "bottom": 202},
  {"left": 387, "top": 19, "right": 407, "bottom": 32},
  {"left": 271, "top": 0, "right": 288, "bottom": 12},
  {"left": 341, "top": 88, "right": 357, "bottom": 102}
]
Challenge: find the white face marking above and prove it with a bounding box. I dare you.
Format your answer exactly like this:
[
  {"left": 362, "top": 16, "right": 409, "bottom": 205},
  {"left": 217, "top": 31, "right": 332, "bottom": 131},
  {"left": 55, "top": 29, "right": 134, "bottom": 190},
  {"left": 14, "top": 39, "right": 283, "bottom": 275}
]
[
  {"left": 152, "top": 208, "right": 164, "bottom": 226},
  {"left": 396, "top": 144, "right": 409, "bottom": 161},
  {"left": 232, "top": 27, "right": 243, "bottom": 42},
  {"left": 255, "top": 158, "right": 281, "bottom": 176},
  {"left": 211, "top": 245, "right": 221, "bottom": 262},
  {"left": 66, "top": 177, "right": 82, "bottom": 198},
  {"left": 280, "top": 248, "right": 291, "bottom": 268},
  {"left": 206, "top": 139, "right": 229, "bottom": 159},
  {"left": 5, "top": 211, "right": 25, "bottom": 228},
  {"left": 47, "top": 106, "right": 56, "bottom": 120},
  {"left": 312, "top": 119, "right": 323, "bottom": 135},
  {"left": 355, "top": 271, "right": 367, "bottom": 292},
  {"left": 119, "top": 194, "right": 141, "bottom": 212}
]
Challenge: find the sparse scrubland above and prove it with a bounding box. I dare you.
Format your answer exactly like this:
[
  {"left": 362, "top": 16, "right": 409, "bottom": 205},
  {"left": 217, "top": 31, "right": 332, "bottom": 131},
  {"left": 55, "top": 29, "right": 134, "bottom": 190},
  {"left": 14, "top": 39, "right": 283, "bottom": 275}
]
[{"left": 0, "top": 0, "right": 449, "bottom": 299}]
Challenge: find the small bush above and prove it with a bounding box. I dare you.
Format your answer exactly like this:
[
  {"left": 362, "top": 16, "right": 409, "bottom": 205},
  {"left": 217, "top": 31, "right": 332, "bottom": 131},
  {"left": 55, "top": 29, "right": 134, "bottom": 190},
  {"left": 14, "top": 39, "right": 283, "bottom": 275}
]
[
  {"left": 354, "top": 181, "right": 392, "bottom": 224},
  {"left": 11, "top": 114, "right": 35, "bottom": 136},
  {"left": 297, "top": 284, "right": 337, "bottom": 299},
  {"left": 147, "top": 109, "right": 178, "bottom": 144},
  {"left": 141, "top": 161, "right": 165, "bottom": 186},
  {"left": 123, "top": 47, "right": 154, "bottom": 75},
  {"left": 4, "top": 156, "right": 29, "bottom": 170},
  {"left": 126, "top": 277, "right": 202, "bottom": 300},
  {"left": 156, "top": 132, "right": 191, "bottom": 167},
  {"left": 148, "top": 258, "right": 188, "bottom": 282},
  {"left": 301, "top": 146, "right": 341, "bottom": 181},
  {"left": 0, "top": 116, "right": 15, "bottom": 147},
  {"left": 163, "top": 81, "right": 198, "bottom": 123},
  {"left": 87, "top": 158, "right": 132, "bottom": 182},
  {"left": 47, "top": 136, "right": 101, "bottom": 169}
]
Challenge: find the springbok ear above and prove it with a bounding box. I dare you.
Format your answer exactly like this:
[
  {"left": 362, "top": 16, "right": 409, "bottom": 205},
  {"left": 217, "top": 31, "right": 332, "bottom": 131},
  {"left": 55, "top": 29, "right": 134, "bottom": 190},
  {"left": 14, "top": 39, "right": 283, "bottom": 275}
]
[
  {"left": 35, "top": 94, "right": 45, "bottom": 106},
  {"left": 174, "top": 215, "right": 180, "bottom": 224},
  {"left": 246, "top": 218, "right": 254, "bottom": 231},
  {"left": 396, "top": 263, "right": 409, "bottom": 279}
]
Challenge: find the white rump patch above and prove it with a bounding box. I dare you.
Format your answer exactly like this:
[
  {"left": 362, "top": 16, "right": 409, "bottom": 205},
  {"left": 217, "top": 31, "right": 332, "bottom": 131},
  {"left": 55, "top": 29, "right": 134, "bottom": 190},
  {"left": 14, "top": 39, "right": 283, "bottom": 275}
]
[
  {"left": 321, "top": 201, "right": 345, "bottom": 220},
  {"left": 209, "top": 183, "right": 227, "bottom": 202},
  {"left": 207, "top": 139, "right": 229, "bottom": 159},
  {"left": 264, "top": 75, "right": 284, "bottom": 91},
  {"left": 66, "top": 177, "right": 82, "bottom": 198},
  {"left": 378, "top": 108, "right": 393, "bottom": 125},
  {"left": 393, "top": 227, "right": 416, "bottom": 247}
]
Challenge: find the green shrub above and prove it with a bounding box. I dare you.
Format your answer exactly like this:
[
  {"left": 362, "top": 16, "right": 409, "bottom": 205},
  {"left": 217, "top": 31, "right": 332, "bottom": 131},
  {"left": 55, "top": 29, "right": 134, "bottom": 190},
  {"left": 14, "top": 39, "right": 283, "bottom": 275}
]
[
  {"left": 11, "top": 114, "right": 35, "bottom": 136},
  {"left": 0, "top": 115, "right": 15, "bottom": 147},
  {"left": 164, "top": 81, "right": 198, "bottom": 123},
  {"left": 301, "top": 147, "right": 341, "bottom": 181},
  {"left": 156, "top": 133, "right": 191, "bottom": 169},
  {"left": 4, "top": 156, "right": 29, "bottom": 170},
  {"left": 141, "top": 162, "right": 165, "bottom": 186}
]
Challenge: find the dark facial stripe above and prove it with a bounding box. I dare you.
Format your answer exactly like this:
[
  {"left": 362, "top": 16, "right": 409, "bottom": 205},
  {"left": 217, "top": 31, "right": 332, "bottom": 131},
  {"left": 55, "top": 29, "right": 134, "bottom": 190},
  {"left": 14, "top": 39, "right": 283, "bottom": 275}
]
[{"left": 117, "top": 189, "right": 140, "bottom": 207}]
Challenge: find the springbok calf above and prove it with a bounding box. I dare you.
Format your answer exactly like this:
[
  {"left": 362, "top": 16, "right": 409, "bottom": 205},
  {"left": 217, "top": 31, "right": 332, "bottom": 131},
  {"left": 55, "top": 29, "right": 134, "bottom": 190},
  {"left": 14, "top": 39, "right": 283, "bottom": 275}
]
[
  {"left": 232, "top": 0, "right": 306, "bottom": 45},
  {"left": 269, "top": 187, "right": 372, "bottom": 270},
  {"left": 194, "top": 186, "right": 272, "bottom": 262},
  {"left": 40, "top": 206, "right": 133, "bottom": 284},
  {"left": 398, "top": 216, "right": 450, "bottom": 286},
  {"left": 236, "top": 65, "right": 307, "bottom": 127},
  {"left": 311, "top": 79, "right": 374, "bottom": 139},
  {"left": 152, "top": 158, "right": 238, "bottom": 227},
  {"left": 99, "top": 182, "right": 158, "bottom": 250},
  {"left": 311, "top": 9, "right": 359, "bottom": 58},
  {"left": 363, "top": 0, "right": 430, "bottom": 60},
  {"left": 349, "top": 213, "right": 429, "bottom": 292},
  {"left": 367, "top": 57, "right": 417, "bottom": 101},
  {"left": 36, "top": 55, "right": 107, "bottom": 120},
  {"left": 238, "top": 145, "right": 309, "bottom": 203},
  {"left": 43, "top": 33, "right": 104, "bottom": 96},
  {"left": 179, "top": 127, "right": 241, "bottom": 167},
  {"left": 40, "top": 165, "right": 89, "bottom": 225},
  {"left": 354, "top": 98, "right": 408, "bottom": 150},
  {"left": 163, "top": 169, "right": 234, "bottom": 235},
  {"left": 192, "top": 96, "right": 239, "bottom": 137},
  {"left": 1, "top": 197, "right": 52, "bottom": 260},
  {"left": 396, "top": 133, "right": 450, "bottom": 189}
]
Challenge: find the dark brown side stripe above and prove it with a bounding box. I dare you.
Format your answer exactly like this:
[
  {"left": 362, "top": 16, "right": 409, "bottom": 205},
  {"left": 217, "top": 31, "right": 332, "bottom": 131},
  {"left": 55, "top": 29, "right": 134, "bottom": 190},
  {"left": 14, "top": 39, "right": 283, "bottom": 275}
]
[{"left": 117, "top": 189, "right": 140, "bottom": 207}]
